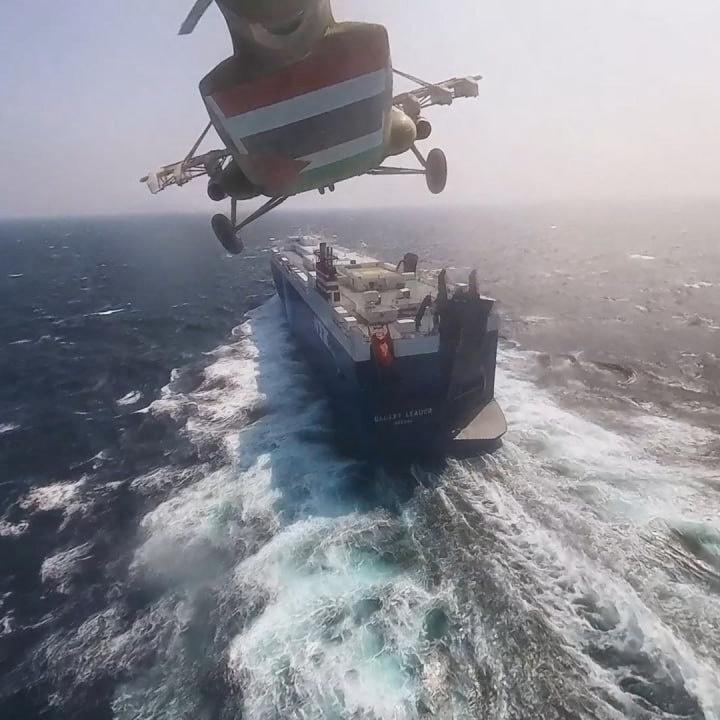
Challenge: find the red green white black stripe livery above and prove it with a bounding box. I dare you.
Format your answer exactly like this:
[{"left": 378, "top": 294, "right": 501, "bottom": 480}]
[{"left": 203, "top": 28, "right": 393, "bottom": 196}]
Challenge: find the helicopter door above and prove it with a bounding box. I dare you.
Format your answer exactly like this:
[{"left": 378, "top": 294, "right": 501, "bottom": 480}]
[{"left": 201, "top": 23, "right": 393, "bottom": 197}]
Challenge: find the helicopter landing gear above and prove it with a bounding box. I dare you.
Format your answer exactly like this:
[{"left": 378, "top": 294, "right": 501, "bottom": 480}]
[
  {"left": 211, "top": 195, "right": 289, "bottom": 255},
  {"left": 411, "top": 145, "right": 447, "bottom": 194},
  {"left": 425, "top": 148, "right": 448, "bottom": 194},
  {"left": 367, "top": 144, "right": 448, "bottom": 195},
  {"left": 211, "top": 213, "right": 243, "bottom": 255}
]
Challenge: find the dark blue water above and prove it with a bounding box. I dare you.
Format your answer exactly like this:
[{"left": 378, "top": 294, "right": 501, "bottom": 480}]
[
  {"left": 0, "top": 214, "right": 278, "bottom": 718},
  {"left": 1, "top": 207, "right": 719, "bottom": 719}
]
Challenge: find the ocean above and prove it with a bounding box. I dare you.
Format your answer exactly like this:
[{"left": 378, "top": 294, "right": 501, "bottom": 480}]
[{"left": 1, "top": 204, "right": 719, "bottom": 719}]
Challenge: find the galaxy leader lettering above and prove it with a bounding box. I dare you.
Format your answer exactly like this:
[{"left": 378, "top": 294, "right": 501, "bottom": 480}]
[{"left": 374, "top": 408, "right": 433, "bottom": 425}]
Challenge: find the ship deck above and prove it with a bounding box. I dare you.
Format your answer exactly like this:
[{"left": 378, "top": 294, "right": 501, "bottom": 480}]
[{"left": 276, "top": 237, "right": 440, "bottom": 341}]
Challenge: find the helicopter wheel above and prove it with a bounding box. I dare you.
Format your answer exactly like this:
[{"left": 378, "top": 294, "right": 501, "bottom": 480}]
[
  {"left": 425, "top": 148, "right": 448, "bottom": 194},
  {"left": 425, "top": 148, "right": 447, "bottom": 195},
  {"left": 211, "top": 214, "right": 244, "bottom": 255}
]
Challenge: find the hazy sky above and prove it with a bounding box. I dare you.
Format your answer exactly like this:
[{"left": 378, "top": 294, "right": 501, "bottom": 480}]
[{"left": 1, "top": 0, "right": 719, "bottom": 217}]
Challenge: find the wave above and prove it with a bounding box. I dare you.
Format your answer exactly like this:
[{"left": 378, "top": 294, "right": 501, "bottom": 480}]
[
  {"left": 116, "top": 391, "right": 143, "bottom": 407},
  {"left": 41, "top": 543, "right": 94, "bottom": 595},
  {"left": 88, "top": 308, "right": 127, "bottom": 318},
  {"left": 20, "top": 478, "right": 86, "bottom": 514}
]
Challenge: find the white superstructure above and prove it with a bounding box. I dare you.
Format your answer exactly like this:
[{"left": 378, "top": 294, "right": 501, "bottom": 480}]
[{"left": 272, "top": 235, "right": 447, "bottom": 361}]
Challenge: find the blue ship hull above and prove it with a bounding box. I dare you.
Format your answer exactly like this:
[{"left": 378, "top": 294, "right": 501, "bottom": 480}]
[{"left": 271, "top": 259, "right": 501, "bottom": 456}]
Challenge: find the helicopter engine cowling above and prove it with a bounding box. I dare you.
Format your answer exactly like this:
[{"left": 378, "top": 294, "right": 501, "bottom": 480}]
[
  {"left": 416, "top": 118, "right": 432, "bottom": 141},
  {"left": 387, "top": 107, "right": 417, "bottom": 157},
  {"left": 207, "top": 180, "right": 228, "bottom": 201}
]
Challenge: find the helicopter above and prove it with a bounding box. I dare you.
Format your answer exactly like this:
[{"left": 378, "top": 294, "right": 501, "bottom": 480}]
[{"left": 140, "top": 0, "right": 483, "bottom": 254}]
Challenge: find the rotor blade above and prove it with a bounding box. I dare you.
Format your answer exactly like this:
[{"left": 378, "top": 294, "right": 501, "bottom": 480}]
[{"left": 179, "top": 0, "right": 213, "bottom": 35}]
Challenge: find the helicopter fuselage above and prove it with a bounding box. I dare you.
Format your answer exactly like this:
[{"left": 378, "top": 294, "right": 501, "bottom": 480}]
[{"left": 141, "top": 0, "right": 481, "bottom": 253}]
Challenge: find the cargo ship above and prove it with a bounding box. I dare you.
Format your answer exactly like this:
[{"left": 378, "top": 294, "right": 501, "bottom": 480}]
[{"left": 270, "top": 235, "right": 506, "bottom": 455}]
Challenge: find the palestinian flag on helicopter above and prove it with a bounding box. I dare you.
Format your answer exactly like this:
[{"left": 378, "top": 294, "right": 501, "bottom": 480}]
[{"left": 204, "top": 29, "right": 393, "bottom": 196}]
